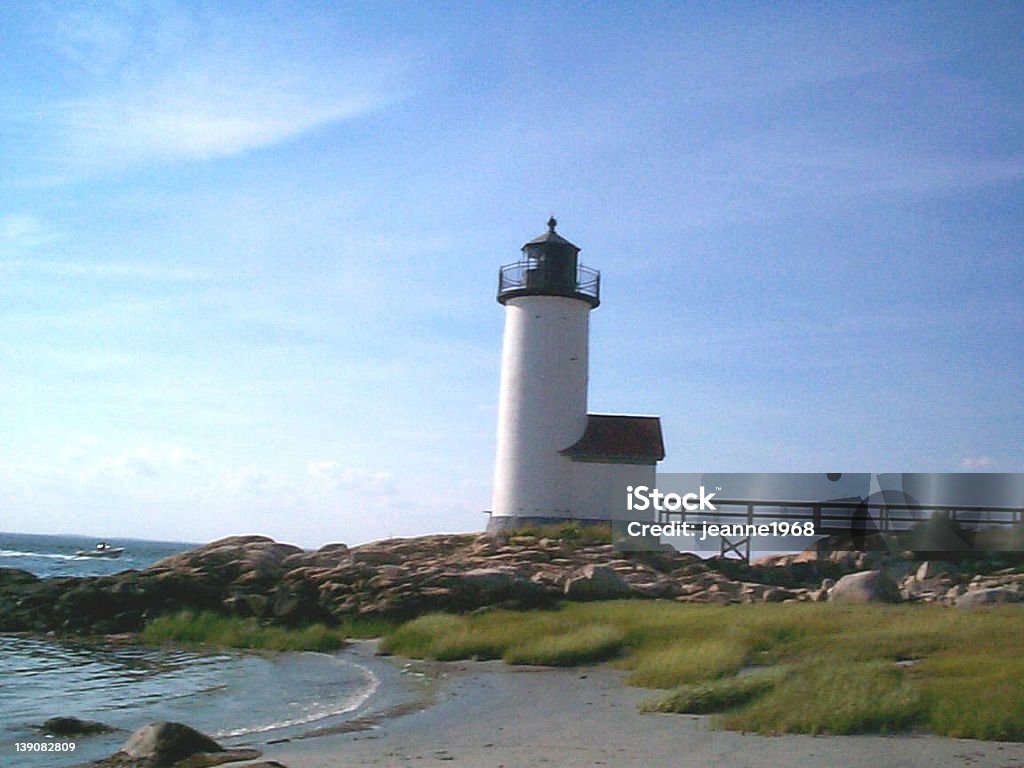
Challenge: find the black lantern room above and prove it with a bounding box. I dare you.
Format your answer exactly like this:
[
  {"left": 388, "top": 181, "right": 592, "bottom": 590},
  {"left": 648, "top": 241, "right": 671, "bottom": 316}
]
[{"left": 497, "top": 218, "right": 600, "bottom": 307}]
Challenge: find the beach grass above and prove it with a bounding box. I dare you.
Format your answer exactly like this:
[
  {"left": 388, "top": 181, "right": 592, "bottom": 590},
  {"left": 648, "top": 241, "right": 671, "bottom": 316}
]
[
  {"left": 140, "top": 610, "right": 349, "bottom": 652},
  {"left": 717, "top": 659, "right": 923, "bottom": 735},
  {"left": 502, "top": 624, "right": 624, "bottom": 665},
  {"left": 377, "top": 610, "right": 626, "bottom": 664},
  {"left": 381, "top": 601, "right": 1024, "bottom": 740},
  {"left": 335, "top": 615, "right": 399, "bottom": 639},
  {"left": 639, "top": 667, "right": 784, "bottom": 714},
  {"left": 379, "top": 613, "right": 508, "bottom": 661},
  {"left": 919, "top": 652, "right": 1024, "bottom": 740},
  {"left": 624, "top": 636, "right": 748, "bottom": 687}
]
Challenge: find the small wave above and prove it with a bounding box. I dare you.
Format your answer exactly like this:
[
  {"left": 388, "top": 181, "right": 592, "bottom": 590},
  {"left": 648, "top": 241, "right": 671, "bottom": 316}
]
[{"left": 213, "top": 659, "right": 380, "bottom": 739}]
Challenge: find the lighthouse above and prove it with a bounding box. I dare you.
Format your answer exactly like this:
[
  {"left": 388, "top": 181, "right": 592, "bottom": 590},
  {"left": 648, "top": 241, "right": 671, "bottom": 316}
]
[{"left": 489, "top": 218, "right": 665, "bottom": 532}]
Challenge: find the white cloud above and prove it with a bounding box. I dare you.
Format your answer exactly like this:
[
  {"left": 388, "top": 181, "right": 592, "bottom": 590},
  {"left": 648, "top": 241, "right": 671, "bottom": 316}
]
[
  {"left": 222, "top": 467, "right": 289, "bottom": 496},
  {"left": 59, "top": 440, "right": 204, "bottom": 484},
  {"left": 0, "top": 436, "right": 480, "bottom": 546},
  {"left": 960, "top": 456, "right": 996, "bottom": 470}
]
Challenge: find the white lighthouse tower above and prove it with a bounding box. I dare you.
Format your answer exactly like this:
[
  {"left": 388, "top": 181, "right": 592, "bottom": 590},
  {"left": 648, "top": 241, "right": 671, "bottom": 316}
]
[{"left": 489, "top": 218, "right": 664, "bottom": 531}]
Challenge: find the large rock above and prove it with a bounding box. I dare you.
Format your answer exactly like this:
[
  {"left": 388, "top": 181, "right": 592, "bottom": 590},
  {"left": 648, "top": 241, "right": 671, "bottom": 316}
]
[
  {"left": 350, "top": 547, "right": 404, "bottom": 566},
  {"left": 108, "top": 721, "right": 261, "bottom": 767},
  {"left": 564, "top": 565, "right": 633, "bottom": 600},
  {"left": 915, "top": 560, "right": 952, "bottom": 581},
  {"left": 0, "top": 567, "right": 40, "bottom": 586},
  {"left": 119, "top": 721, "right": 223, "bottom": 765},
  {"left": 282, "top": 542, "right": 350, "bottom": 570},
  {"left": 956, "top": 587, "right": 1022, "bottom": 608},
  {"left": 272, "top": 577, "right": 328, "bottom": 624},
  {"left": 447, "top": 567, "right": 517, "bottom": 593},
  {"left": 150, "top": 536, "right": 303, "bottom": 584},
  {"left": 828, "top": 570, "right": 900, "bottom": 603},
  {"left": 39, "top": 715, "right": 113, "bottom": 736},
  {"left": 761, "top": 587, "right": 797, "bottom": 603}
]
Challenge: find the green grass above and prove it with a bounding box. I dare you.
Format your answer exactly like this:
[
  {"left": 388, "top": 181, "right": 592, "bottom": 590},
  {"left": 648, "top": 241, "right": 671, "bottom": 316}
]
[
  {"left": 625, "top": 637, "right": 748, "bottom": 688},
  {"left": 379, "top": 613, "right": 509, "bottom": 661},
  {"left": 140, "top": 611, "right": 349, "bottom": 652},
  {"left": 335, "top": 615, "right": 399, "bottom": 639},
  {"left": 919, "top": 653, "right": 1024, "bottom": 740},
  {"left": 381, "top": 600, "right": 1024, "bottom": 740},
  {"left": 718, "top": 660, "right": 923, "bottom": 735},
  {"left": 378, "top": 610, "right": 624, "bottom": 664},
  {"left": 500, "top": 522, "right": 613, "bottom": 546},
  {"left": 640, "top": 668, "right": 784, "bottom": 714},
  {"left": 502, "top": 624, "right": 624, "bottom": 666}
]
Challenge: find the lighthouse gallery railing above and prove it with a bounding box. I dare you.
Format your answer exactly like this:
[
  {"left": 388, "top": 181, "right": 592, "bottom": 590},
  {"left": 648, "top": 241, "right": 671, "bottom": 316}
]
[{"left": 497, "top": 262, "right": 600, "bottom": 301}]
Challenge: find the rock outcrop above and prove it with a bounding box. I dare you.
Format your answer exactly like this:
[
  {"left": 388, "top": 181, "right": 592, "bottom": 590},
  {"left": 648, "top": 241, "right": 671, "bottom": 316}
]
[{"left": 1, "top": 531, "right": 1023, "bottom": 635}]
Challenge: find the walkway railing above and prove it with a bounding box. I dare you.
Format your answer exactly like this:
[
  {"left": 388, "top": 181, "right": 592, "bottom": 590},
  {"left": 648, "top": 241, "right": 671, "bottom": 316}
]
[{"left": 657, "top": 497, "right": 1024, "bottom": 562}]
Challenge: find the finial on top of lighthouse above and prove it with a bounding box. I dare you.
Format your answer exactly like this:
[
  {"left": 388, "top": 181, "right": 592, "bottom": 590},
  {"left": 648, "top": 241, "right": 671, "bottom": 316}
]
[{"left": 547, "top": 215, "right": 558, "bottom": 232}]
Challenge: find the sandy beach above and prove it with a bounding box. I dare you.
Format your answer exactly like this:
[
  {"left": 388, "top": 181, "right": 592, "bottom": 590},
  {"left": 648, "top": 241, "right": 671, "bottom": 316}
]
[{"left": 232, "top": 644, "right": 1024, "bottom": 768}]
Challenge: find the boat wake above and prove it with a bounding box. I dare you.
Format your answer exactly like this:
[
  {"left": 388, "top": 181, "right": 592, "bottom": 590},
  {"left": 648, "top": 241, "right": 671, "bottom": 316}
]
[{"left": 0, "top": 549, "right": 80, "bottom": 561}]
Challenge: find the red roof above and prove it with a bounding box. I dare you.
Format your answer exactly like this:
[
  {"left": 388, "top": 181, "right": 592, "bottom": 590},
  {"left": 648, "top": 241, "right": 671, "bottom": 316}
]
[{"left": 561, "top": 414, "right": 665, "bottom": 465}]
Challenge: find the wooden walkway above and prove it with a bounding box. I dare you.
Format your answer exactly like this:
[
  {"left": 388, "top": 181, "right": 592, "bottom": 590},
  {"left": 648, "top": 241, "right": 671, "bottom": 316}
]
[{"left": 657, "top": 497, "right": 1024, "bottom": 561}]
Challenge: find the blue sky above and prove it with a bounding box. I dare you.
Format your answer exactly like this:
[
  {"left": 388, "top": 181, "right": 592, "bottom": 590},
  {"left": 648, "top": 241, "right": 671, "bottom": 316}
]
[{"left": 1, "top": 1, "right": 1021, "bottom": 547}]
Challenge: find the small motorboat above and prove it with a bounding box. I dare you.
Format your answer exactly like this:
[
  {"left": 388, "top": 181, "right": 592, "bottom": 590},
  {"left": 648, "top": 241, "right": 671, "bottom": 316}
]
[{"left": 75, "top": 542, "right": 125, "bottom": 558}]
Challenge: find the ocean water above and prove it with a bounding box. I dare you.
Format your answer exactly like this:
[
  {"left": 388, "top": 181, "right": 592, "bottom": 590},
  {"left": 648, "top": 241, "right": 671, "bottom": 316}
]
[
  {"left": 0, "top": 532, "right": 382, "bottom": 767},
  {"left": 0, "top": 531, "right": 196, "bottom": 580}
]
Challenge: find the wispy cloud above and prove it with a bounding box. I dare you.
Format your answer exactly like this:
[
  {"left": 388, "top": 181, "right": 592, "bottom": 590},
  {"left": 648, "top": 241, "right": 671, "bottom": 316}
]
[
  {"left": 61, "top": 60, "right": 397, "bottom": 169},
  {"left": 33, "top": 2, "right": 407, "bottom": 176},
  {"left": 307, "top": 460, "right": 394, "bottom": 493},
  {"left": 0, "top": 256, "right": 213, "bottom": 282},
  {"left": 0, "top": 213, "right": 58, "bottom": 251},
  {"left": 629, "top": 134, "right": 1024, "bottom": 233}
]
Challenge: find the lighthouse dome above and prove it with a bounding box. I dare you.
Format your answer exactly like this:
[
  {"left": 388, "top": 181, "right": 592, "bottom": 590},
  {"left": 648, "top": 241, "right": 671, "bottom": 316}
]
[{"left": 523, "top": 216, "right": 579, "bottom": 250}]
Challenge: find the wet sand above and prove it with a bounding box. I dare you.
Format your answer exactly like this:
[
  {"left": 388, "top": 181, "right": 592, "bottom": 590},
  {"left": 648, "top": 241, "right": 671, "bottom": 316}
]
[{"left": 234, "top": 647, "right": 1024, "bottom": 768}]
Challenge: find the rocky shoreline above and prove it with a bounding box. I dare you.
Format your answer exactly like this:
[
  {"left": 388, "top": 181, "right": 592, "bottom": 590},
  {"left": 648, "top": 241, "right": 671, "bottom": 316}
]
[{"left": 2, "top": 531, "right": 1023, "bottom": 636}]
